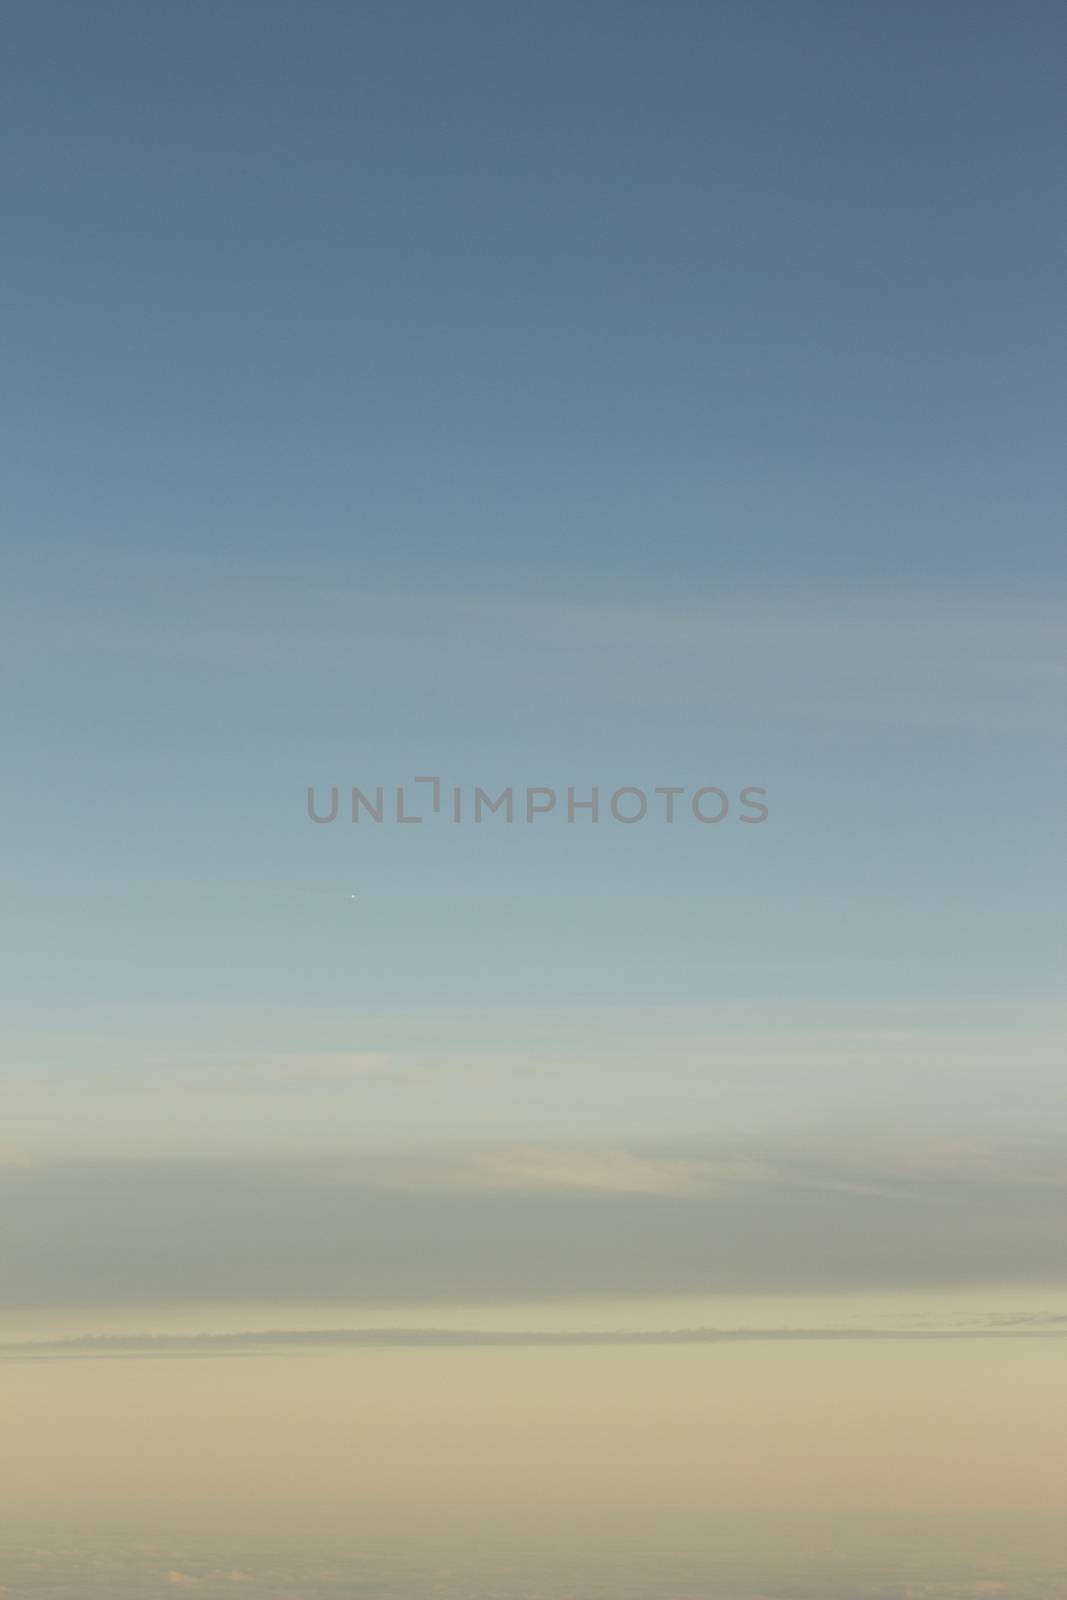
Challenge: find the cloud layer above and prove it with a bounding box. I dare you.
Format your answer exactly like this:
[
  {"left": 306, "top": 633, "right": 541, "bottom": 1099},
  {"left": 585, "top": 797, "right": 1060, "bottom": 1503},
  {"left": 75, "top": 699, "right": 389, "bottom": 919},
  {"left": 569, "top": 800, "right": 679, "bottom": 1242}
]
[{"left": 3, "top": 1128, "right": 1065, "bottom": 1312}]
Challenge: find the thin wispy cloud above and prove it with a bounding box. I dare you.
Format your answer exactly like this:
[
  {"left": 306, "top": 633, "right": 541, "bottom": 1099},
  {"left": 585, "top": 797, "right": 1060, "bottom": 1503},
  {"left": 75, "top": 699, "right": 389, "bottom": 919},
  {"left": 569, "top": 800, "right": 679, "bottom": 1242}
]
[
  {"left": 5, "top": 583, "right": 1064, "bottom": 732},
  {"left": 5, "top": 1318, "right": 1067, "bottom": 1362}
]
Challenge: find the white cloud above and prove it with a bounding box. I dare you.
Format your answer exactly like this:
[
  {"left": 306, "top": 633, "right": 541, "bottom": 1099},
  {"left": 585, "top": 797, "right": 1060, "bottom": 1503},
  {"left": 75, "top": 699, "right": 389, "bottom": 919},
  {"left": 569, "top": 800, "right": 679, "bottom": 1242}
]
[{"left": 225, "top": 1052, "right": 393, "bottom": 1088}]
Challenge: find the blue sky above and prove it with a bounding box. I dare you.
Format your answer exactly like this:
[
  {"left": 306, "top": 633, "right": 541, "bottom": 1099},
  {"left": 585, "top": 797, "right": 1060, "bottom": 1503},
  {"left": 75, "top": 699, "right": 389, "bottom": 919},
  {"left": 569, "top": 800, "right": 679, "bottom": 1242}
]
[
  {"left": 6, "top": 0, "right": 1066, "bottom": 583},
  {"left": 3, "top": 0, "right": 1065, "bottom": 1158}
]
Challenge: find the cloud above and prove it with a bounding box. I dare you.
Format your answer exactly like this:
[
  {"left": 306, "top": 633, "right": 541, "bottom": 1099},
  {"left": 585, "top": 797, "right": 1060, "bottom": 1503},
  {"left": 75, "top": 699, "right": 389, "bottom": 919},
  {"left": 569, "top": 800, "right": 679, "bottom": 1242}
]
[
  {"left": 7, "top": 582, "right": 1064, "bottom": 733},
  {"left": 905, "top": 1586, "right": 1020, "bottom": 1598},
  {"left": 222, "top": 1052, "right": 393, "bottom": 1089},
  {"left": 1, "top": 1127, "right": 1065, "bottom": 1312},
  {"left": 4, "top": 1321, "right": 1067, "bottom": 1362},
  {"left": 476, "top": 1146, "right": 743, "bottom": 1196}
]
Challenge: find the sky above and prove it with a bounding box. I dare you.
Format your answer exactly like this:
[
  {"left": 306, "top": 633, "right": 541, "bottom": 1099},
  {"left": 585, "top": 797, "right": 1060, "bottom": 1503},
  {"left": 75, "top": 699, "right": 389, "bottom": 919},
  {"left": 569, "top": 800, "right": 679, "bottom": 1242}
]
[{"left": 2, "top": 2, "right": 1066, "bottom": 1596}]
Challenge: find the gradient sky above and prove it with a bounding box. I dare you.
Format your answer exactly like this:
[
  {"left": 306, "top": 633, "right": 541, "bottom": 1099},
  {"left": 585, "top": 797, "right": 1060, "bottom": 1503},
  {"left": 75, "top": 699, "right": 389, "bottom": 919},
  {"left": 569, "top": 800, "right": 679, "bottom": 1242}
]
[{"left": 2, "top": 3, "right": 1066, "bottom": 1595}]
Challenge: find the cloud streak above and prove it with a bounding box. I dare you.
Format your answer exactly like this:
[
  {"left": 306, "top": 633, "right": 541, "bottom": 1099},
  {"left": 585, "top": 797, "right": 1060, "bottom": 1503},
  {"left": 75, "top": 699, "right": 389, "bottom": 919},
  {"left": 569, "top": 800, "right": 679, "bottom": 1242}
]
[
  {"left": 6, "top": 582, "right": 1064, "bottom": 733},
  {"left": 5, "top": 1318, "right": 1067, "bottom": 1362}
]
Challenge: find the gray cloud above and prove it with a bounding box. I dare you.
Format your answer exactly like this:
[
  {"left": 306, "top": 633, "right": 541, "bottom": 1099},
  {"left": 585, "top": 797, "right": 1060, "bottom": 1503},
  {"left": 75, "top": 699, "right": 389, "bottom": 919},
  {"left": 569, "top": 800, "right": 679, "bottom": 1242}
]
[
  {"left": 2, "top": 1129, "right": 1065, "bottom": 1312},
  {"left": 5, "top": 1321, "right": 1067, "bottom": 1363}
]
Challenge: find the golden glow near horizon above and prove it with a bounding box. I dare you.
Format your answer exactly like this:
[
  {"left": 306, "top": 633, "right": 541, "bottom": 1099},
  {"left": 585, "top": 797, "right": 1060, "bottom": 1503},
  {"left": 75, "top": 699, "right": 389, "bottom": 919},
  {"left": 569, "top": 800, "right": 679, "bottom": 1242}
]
[{"left": 3, "top": 1323, "right": 1065, "bottom": 1517}]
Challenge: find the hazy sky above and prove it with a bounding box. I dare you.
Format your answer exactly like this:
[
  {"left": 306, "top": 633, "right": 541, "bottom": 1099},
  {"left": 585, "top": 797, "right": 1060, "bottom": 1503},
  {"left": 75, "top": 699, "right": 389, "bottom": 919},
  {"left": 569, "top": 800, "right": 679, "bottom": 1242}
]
[{"left": 2, "top": 3, "right": 1066, "bottom": 1594}]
